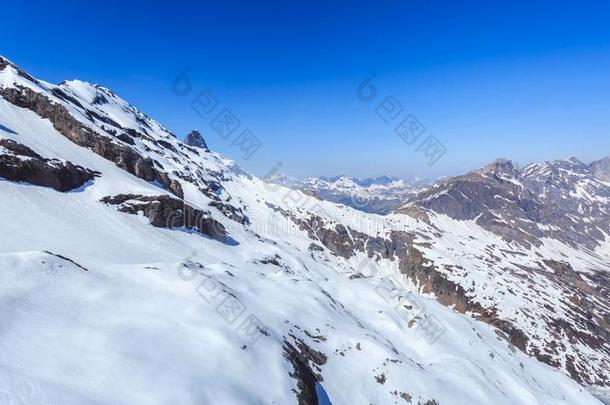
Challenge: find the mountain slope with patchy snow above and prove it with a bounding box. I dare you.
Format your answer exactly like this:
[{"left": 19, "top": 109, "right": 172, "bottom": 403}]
[{"left": 0, "top": 55, "right": 608, "bottom": 404}]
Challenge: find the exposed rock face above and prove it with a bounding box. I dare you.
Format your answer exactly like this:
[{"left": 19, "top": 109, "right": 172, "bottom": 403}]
[
  {"left": 3, "top": 54, "right": 610, "bottom": 397},
  {"left": 300, "top": 214, "right": 488, "bottom": 316},
  {"left": 0, "top": 139, "right": 99, "bottom": 191},
  {"left": 270, "top": 195, "right": 610, "bottom": 386},
  {"left": 0, "top": 85, "right": 183, "bottom": 199},
  {"left": 184, "top": 130, "right": 208, "bottom": 151},
  {"left": 398, "top": 160, "right": 543, "bottom": 247},
  {"left": 284, "top": 343, "right": 319, "bottom": 405},
  {"left": 0, "top": 58, "right": 263, "bottom": 228},
  {"left": 283, "top": 335, "right": 327, "bottom": 405},
  {"left": 393, "top": 158, "right": 610, "bottom": 385},
  {"left": 396, "top": 206, "right": 431, "bottom": 224},
  {"left": 270, "top": 207, "right": 395, "bottom": 260},
  {"left": 522, "top": 158, "right": 609, "bottom": 247},
  {"left": 271, "top": 201, "right": 484, "bottom": 315},
  {"left": 101, "top": 194, "right": 227, "bottom": 242},
  {"left": 401, "top": 158, "right": 610, "bottom": 249},
  {"left": 590, "top": 157, "right": 610, "bottom": 182}
]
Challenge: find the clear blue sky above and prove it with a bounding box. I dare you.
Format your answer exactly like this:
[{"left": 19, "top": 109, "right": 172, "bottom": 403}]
[{"left": 2, "top": 0, "right": 610, "bottom": 179}]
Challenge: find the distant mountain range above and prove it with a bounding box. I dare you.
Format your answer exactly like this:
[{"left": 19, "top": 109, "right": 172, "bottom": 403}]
[
  {"left": 270, "top": 155, "right": 610, "bottom": 218},
  {"left": 268, "top": 174, "right": 430, "bottom": 214},
  {"left": 1, "top": 55, "right": 610, "bottom": 404}
]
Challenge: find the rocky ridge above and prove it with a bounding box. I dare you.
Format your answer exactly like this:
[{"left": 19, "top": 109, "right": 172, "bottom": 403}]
[{"left": 1, "top": 55, "right": 609, "bottom": 403}]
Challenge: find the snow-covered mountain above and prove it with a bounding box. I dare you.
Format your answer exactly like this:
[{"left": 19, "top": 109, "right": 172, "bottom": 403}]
[
  {"left": 398, "top": 157, "right": 610, "bottom": 386},
  {"left": 401, "top": 157, "right": 610, "bottom": 249},
  {"left": 590, "top": 157, "right": 610, "bottom": 183},
  {"left": 270, "top": 175, "right": 428, "bottom": 214},
  {"left": 1, "top": 55, "right": 610, "bottom": 404}
]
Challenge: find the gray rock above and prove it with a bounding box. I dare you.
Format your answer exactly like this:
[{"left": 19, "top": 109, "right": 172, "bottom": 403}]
[
  {"left": 0, "top": 85, "right": 183, "bottom": 199},
  {"left": 0, "top": 139, "right": 99, "bottom": 192},
  {"left": 402, "top": 157, "right": 610, "bottom": 249},
  {"left": 101, "top": 194, "right": 227, "bottom": 242},
  {"left": 184, "top": 130, "right": 209, "bottom": 151}
]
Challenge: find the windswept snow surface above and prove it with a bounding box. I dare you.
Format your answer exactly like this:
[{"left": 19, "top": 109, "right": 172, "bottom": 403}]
[{"left": 0, "top": 56, "right": 607, "bottom": 404}]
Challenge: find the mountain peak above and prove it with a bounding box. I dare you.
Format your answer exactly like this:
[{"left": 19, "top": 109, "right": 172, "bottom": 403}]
[
  {"left": 2, "top": 53, "right": 610, "bottom": 401},
  {"left": 523, "top": 157, "right": 589, "bottom": 179},
  {"left": 184, "top": 129, "right": 209, "bottom": 151},
  {"left": 0, "top": 54, "right": 17, "bottom": 69},
  {"left": 476, "top": 158, "right": 519, "bottom": 178},
  {"left": 566, "top": 156, "right": 585, "bottom": 166},
  {"left": 590, "top": 156, "right": 610, "bottom": 182},
  {"left": 0, "top": 55, "right": 40, "bottom": 86}
]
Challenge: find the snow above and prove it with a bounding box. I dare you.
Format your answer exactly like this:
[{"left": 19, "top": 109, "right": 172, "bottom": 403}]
[{"left": 0, "top": 55, "right": 607, "bottom": 404}]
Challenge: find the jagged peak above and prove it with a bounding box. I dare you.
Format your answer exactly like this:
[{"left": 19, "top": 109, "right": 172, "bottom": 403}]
[
  {"left": 184, "top": 129, "right": 209, "bottom": 151},
  {"left": 475, "top": 158, "right": 520, "bottom": 178},
  {"left": 523, "top": 157, "right": 590, "bottom": 179},
  {"left": 0, "top": 55, "right": 41, "bottom": 88},
  {"left": 0, "top": 54, "right": 18, "bottom": 70},
  {"left": 566, "top": 156, "right": 585, "bottom": 166},
  {"left": 0, "top": 54, "right": 11, "bottom": 67}
]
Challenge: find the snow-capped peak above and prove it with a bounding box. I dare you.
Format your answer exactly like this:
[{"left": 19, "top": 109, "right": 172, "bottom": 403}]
[{"left": 1, "top": 55, "right": 610, "bottom": 404}]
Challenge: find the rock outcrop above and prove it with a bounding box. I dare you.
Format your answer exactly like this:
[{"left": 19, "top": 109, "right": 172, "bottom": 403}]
[
  {"left": 101, "top": 194, "right": 227, "bottom": 242},
  {"left": 184, "top": 130, "right": 209, "bottom": 151},
  {"left": 0, "top": 139, "right": 99, "bottom": 191},
  {"left": 401, "top": 158, "right": 610, "bottom": 249},
  {"left": 3, "top": 54, "right": 610, "bottom": 397},
  {"left": 0, "top": 85, "right": 183, "bottom": 198}
]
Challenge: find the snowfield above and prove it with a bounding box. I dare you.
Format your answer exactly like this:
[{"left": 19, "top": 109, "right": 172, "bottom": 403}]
[{"left": 0, "top": 55, "right": 609, "bottom": 404}]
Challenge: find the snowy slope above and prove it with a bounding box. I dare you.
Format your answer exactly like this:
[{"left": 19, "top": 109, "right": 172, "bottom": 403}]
[{"left": 0, "top": 55, "right": 608, "bottom": 404}]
